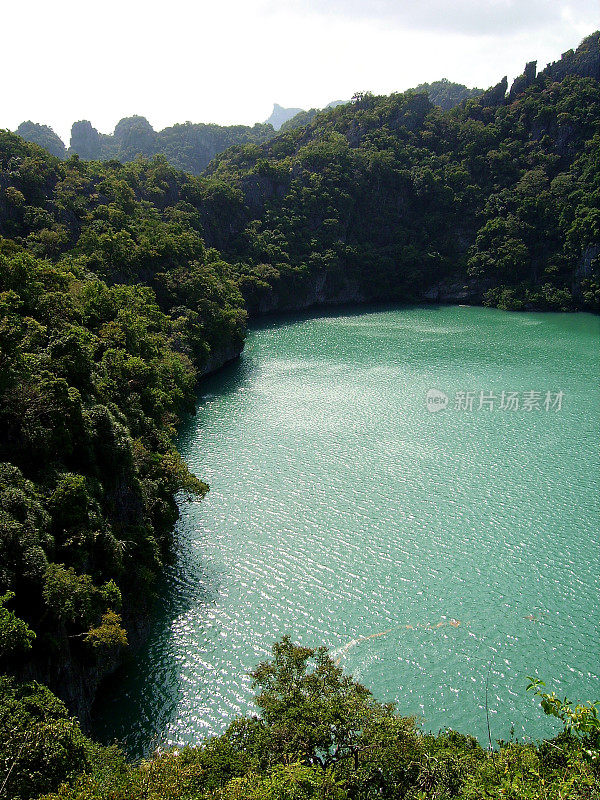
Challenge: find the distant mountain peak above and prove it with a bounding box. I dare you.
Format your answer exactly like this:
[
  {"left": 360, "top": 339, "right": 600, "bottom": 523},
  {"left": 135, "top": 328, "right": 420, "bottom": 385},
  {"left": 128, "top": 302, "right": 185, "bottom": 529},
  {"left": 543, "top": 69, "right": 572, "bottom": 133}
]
[
  {"left": 15, "top": 121, "right": 66, "bottom": 159},
  {"left": 265, "top": 103, "right": 305, "bottom": 130}
]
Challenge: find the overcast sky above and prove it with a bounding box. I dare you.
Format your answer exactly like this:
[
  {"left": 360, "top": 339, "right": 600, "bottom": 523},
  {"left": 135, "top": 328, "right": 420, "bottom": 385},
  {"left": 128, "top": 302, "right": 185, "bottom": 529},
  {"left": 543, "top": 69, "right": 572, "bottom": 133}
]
[{"left": 2, "top": 0, "right": 598, "bottom": 144}]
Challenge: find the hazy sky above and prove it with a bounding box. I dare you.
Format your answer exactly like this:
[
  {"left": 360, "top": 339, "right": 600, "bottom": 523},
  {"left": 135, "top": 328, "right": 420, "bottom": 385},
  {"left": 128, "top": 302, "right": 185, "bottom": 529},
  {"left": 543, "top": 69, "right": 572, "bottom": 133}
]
[{"left": 2, "top": 0, "right": 598, "bottom": 144}]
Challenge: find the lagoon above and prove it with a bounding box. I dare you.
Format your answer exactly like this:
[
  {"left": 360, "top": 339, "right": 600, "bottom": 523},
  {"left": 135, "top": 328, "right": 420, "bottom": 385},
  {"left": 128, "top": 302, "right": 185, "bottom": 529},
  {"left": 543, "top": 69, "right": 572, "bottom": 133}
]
[{"left": 95, "top": 305, "right": 600, "bottom": 756}]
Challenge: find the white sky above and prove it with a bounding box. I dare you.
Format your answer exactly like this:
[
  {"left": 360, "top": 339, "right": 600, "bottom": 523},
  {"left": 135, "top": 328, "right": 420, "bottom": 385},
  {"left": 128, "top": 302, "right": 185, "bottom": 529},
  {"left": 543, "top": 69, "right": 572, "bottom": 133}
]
[{"left": 2, "top": 0, "right": 598, "bottom": 144}]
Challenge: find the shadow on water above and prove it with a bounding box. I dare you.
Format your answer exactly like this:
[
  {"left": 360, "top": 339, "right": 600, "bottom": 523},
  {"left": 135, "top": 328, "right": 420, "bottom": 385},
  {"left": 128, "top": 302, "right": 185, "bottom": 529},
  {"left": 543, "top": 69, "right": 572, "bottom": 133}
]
[
  {"left": 92, "top": 344, "right": 257, "bottom": 757},
  {"left": 91, "top": 528, "right": 221, "bottom": 758},
  {"left": 247, "top": 300, "right": 451, "bottom": 333}
]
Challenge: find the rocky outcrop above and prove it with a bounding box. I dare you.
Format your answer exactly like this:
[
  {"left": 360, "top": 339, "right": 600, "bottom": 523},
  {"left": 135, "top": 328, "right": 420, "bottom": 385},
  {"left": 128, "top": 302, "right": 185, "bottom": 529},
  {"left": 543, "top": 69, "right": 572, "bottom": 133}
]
[
  {"left": 479, "top": 76, "right": 508, "bottom": 108},
  {"left": 113, "top": 116, "right": 158, "bottom": 158},
  {"left": 70, "top": 121, "right": 103, "bottom": 160},
  {"left": 541, "top": 31, "right": 599, "bottom": 83},
  {"left": 422, "top": 278, "right": 491, "bottom": 304},
  {"left": 265, "top": 104, "right": 304, "bottom": 131},
  {"left": 198, "top": 342, "right": 245, "bottom": 377},
  {"left": 16, "top": 122, "right": 66, "bottom": 159},
  {"left": 509, "top": 61, "right": 537, "bottom": 101}
]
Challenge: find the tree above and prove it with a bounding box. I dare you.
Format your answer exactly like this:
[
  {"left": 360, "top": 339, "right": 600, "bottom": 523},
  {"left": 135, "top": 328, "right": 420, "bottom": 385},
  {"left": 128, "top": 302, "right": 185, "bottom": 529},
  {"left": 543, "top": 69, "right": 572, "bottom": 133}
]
[
  {"left": 251, "top": 637, "right": 400, "bottom": 771},
  {"left": 0, "top": 592, "right": 35, "bottom": 663},
  {"left": 0, "top": 677, "right": 90, "bottom": 800}
]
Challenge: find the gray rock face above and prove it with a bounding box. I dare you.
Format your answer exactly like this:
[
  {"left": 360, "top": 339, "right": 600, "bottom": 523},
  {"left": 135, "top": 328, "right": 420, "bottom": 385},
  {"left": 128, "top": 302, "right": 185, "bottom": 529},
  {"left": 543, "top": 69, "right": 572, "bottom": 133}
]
[
  {"left": 198, "top": 343, "right": 245, "bottom": 377},
  {"left": 16, "top": 122, "right": 66, "bottom": 159},
  {"left": 541, "top": 31, "right": 599, "bottom": 82},
  {"left": 422, "top": 280, "right": 489, "bottom": 304},
  {"left": 575, "top": 244, "right": 600, "bottom": 280},
  {"left": 509, "top": 61, "right": 537, "bottom": 101},
  {"left": 70, "top": 121, "right": 102, "bottom": 160}
]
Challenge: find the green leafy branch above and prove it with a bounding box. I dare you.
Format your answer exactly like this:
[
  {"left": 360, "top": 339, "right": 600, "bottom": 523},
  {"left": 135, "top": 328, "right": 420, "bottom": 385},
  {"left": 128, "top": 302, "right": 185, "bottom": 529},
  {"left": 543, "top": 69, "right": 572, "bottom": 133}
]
[{"left": 527, "top": 676, "right": 600, "bottom": 760}]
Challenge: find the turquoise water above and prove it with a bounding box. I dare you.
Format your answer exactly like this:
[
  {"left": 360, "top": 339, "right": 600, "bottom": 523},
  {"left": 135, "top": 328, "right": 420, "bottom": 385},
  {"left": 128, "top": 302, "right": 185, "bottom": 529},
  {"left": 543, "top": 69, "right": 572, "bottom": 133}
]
[{"left": 95, "top": 305, "right": 600, "bottom": 756}]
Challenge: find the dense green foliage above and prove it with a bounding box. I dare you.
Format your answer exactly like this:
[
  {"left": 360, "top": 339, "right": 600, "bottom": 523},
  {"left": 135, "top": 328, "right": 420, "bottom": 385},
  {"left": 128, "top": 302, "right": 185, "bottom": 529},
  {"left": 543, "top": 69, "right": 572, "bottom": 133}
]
[
  {"left": 1, "top": 639, "right": 591, "bottom": 800},
  {"left": 204, "top": 32, "right": 600, "bottom": 313},
  {"left": 68, "top": 117, "right": 275, "bottom": 175},
  {"left": 1, "top": 29, "right": 599, "bottom": 799},
  {"left": 411, "top": 79, "right": 483, "bottom": 110},
  {"left": 0, "top": 676, "right": 90, "bottom": 800},
  {"left": 0, "top": 135, "right": 246, "bottom": 720},
  {"left": 527, "top": 677, "right": 600, "bottom": 760}
]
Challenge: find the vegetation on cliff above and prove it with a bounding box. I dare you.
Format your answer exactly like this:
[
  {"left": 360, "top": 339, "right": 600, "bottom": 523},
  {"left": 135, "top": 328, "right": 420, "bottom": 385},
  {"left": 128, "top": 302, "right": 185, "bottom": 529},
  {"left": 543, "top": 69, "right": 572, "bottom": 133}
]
[
  {"left": 16, "top": 116, "right": 276, "bottom": 176},
  {"left": 0, "top": 135, "right": 246, "bottom": 718},
  {"left": 204, "top": 31, "right": 600, "bottom": 313},
  {"left": 2, "top": 639, "right": 599, "bottom": 800}
]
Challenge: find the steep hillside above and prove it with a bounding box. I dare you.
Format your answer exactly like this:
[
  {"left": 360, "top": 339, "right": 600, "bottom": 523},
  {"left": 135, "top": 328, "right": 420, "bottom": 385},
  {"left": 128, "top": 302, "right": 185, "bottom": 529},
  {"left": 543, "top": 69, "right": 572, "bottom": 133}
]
[
  {"left": 203, "top": 32, "right": 599, "bottom": 313},
  {"left": 0, "top": 138, "right": 247, "bottom": 722}
]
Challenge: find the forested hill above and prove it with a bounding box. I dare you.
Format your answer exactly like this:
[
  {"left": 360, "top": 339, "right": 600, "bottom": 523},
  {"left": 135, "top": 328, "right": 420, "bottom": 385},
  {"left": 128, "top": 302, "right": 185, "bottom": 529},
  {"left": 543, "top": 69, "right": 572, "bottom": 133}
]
[
  {"left": 15, "top": 116, "right": 277, "bottom": 175},
  {"left": 264, "top": 84, "right": 481, "bottom": 136},
  {"left": 15, "top": 84, "right": 485, "bottom": 172},
  {"left": 0, "top": 137, "right": 251, "bottom": 734},
  {"left": 14, "top": 82, "right": 482, "bottom": 173},
  {"left": 0, "top": 29, "right": 598, "bottom": 800},
  {"left": 204, "top": 30, "right": 600, "bottom": 314},
  {"left": 410, "top": 79, "right": 483, "bottom": 110},
  {"left": 69, "top": 117, "right": 276, "bottom": 175}
]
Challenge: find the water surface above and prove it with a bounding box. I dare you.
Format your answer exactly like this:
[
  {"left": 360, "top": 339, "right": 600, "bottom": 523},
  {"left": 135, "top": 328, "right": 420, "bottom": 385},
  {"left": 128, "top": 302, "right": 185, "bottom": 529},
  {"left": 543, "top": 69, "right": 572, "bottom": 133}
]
[{"left": 95, "top": 305, "right": 600, "bottom": 755}]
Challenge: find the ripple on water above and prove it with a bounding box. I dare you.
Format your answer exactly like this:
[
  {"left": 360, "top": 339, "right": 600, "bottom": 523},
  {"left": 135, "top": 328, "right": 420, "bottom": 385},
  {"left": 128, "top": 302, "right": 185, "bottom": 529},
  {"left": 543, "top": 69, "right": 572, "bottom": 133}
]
[{"left": 93, "top": 306, "right": 600, "bottom": 757}]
